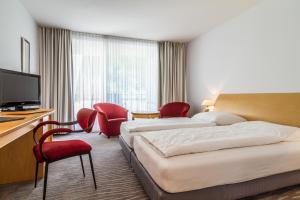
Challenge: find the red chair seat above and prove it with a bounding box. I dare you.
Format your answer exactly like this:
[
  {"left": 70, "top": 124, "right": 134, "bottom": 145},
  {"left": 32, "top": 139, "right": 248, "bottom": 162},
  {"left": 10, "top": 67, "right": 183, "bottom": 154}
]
[{"left": 33, "top": 140, "right": 92, "bottom": 163}]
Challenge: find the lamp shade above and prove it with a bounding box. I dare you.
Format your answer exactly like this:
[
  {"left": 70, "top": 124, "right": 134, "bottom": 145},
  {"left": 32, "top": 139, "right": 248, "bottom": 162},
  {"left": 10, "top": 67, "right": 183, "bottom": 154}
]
[{"left": 201, "top": 99, "right": 214, "bottom": 106}]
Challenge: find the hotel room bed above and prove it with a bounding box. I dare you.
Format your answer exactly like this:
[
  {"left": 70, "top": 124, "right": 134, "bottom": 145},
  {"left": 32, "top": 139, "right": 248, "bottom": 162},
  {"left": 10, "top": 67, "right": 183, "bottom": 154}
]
[
  {"left": 133, "top": 136, "right": 300, "bottom": 196},
  {"left": 130, "top": 140, "right": 300, "bottom": 200},
  {"left": 120, "top": 117, "right": 216, "bottom": 148},
  {"left": 119, "top": 117, "right": 216, "bottom": 163},
  {"left": 120, "top": 111, "right": 246, "bottom": 154},
  {"left": 123, "top": 120, "right": 300, "bottom": 200},
  {"left": 120, "top": 93, "right": 300, "bottom": 200},
  {"left": 117, "top": 134, "right": 300, "bottom": 200},
  {"left": 120, "top": 113, "right": 246, "bottom": 165}
]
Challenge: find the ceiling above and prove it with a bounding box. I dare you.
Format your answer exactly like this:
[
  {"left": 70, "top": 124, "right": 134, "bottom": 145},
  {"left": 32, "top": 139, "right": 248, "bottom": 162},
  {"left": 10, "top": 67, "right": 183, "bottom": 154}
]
[{"left": 20, "top": 0, "right": 262, "bottom": 42}]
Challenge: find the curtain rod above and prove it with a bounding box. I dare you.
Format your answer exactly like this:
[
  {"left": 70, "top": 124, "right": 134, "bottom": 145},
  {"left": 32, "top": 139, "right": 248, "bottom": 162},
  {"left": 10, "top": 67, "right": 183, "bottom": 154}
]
[{"left": 39, "top": 25, "right": 186, "bottom": 44}]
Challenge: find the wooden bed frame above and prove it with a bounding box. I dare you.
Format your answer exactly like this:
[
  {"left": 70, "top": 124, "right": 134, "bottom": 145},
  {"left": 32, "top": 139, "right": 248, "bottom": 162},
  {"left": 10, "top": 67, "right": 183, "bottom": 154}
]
[
  {"left": 120, "top": 93, "right": 300, "bottom": 200},
  {"left": 214, "top": 93, "right": 300, "bottom": 128}
]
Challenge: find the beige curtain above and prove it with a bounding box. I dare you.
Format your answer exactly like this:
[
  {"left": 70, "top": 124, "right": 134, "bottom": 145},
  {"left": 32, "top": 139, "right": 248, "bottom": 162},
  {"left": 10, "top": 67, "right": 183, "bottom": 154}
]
[
  {"left": 39, "top": 27, "right": 74, "bottom": 122},
  {"left": 159, "top": 41, "right": 187, "bottom": 106}
]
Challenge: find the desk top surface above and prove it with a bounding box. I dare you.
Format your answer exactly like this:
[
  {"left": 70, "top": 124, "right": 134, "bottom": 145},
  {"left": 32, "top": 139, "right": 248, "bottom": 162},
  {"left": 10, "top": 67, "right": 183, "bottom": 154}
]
[{"left": 0, "top": 109, "right": 54, "bottom": 137}]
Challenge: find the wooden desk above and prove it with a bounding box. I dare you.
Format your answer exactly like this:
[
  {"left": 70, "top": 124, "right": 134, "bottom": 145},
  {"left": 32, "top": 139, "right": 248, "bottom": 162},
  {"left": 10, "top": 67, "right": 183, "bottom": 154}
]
[
  {"left": 0, "top": 109, "right": 54, "bottom": 185},
  {"left": 131, "top": 111, "right": 160, "bottom": 120}
]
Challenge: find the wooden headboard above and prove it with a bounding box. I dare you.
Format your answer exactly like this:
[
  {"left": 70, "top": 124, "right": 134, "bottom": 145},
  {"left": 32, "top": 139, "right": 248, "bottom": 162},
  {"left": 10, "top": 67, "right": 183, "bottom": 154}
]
[{"left": 214, "top": 93, "right": 300, "bottom": 127}]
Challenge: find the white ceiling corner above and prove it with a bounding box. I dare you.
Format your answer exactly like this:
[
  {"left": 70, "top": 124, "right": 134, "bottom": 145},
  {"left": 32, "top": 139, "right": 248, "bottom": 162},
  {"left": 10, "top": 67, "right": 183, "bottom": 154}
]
[{"left": 19, "top": 0, "right": 262, "bottom": 42}]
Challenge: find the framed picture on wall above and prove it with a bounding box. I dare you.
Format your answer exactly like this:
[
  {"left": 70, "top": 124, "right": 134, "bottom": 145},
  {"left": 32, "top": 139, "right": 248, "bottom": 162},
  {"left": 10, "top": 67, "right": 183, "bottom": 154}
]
[{"left": 21, "top": 37, "right": 30, "bottom": 73}]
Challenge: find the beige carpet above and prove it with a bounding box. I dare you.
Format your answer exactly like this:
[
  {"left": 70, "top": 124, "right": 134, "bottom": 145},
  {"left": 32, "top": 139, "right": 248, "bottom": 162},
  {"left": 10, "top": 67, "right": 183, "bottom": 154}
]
[
  {"left": 0, "top": 133, "right": 147, "bottom": 200},
  {"left": 0, "top": 132, "right": 300, "bottom": 200}
]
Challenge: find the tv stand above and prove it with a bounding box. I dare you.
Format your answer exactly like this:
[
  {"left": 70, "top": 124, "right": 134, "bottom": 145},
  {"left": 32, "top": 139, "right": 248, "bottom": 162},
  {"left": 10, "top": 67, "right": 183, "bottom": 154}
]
[
  {"left": 1, "top": 108, "right": 47, "bottom": 115},
  {"left": 1, "top": 106, "right": 40, "bottom": 112}
]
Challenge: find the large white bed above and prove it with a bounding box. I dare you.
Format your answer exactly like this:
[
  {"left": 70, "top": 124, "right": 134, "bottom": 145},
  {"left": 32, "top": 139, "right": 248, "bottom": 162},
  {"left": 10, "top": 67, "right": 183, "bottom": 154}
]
[
  {"left": 121, "top": 93, "right": 300, "bottom": 200},
  {"left": 121, "top": 112, "right": 246, "bottom": 148},
  {"left": 121, "top": 118, "right": 216, "bottom": 148},
  {"left": 133, "top": 124, "right": 300, "bottom": 193}
]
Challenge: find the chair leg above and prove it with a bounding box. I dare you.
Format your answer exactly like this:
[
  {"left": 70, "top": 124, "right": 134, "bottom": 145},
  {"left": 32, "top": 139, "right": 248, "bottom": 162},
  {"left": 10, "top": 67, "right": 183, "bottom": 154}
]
[
  {"left": 43, "top": 162, "right": 49, "bottom": 200},
  {"left": 34, "top": 161, "right": 38, "bottom": 188},
  {"left": 79, "top": 155, "right": 85, "bottom": 177},
  {"left": 88, "top": 152, "right": 97, "bottom": 189}
]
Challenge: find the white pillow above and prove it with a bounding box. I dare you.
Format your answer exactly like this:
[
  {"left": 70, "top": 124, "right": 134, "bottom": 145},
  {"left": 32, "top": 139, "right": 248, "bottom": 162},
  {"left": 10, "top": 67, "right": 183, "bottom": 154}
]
[
  {"left": 232, "top": 121, "right": 299, "bottom": 139},
  {"left": 191, "top": 111, "right": 246, "bottom": 125}
]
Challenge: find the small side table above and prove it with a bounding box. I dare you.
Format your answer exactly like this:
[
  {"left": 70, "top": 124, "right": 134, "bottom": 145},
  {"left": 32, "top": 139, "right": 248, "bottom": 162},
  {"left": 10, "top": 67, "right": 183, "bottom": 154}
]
[{"left": 131, "top": 111, "right": 160, "bottom": 120}]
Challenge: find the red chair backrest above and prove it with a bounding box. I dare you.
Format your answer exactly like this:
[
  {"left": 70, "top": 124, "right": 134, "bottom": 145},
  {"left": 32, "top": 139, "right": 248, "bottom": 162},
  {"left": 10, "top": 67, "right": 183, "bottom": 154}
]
[
  {"left": 93, "top": 103, "right": 128, "bottom": 119},
  {"left": 77, "top": 108, "right": 97, "bottom": 133},
  {"left": 159, "top": 102, "right": 190, "bottom": 118}
]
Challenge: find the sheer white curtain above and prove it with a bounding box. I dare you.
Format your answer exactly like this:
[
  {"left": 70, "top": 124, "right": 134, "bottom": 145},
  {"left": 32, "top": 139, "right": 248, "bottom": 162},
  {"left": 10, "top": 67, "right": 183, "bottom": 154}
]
[
  {"left": 72, "top": 33, "right": 107, "bottom": 114},
  {"left": 72, "top": 32, "right": 159, "bottom": 115}
]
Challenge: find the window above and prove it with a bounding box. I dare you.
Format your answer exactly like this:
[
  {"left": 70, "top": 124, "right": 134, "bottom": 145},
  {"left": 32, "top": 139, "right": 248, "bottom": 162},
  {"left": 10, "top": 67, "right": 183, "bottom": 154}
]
[{"left": 72, "top": 32, "right": 159, "bottom": 115}]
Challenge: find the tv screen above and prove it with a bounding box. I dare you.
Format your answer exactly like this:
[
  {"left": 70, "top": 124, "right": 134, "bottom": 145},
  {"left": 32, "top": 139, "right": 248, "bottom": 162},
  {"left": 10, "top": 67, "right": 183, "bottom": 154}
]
[{"left": 0, "top": 69, "right": 40, "bottom": 109}]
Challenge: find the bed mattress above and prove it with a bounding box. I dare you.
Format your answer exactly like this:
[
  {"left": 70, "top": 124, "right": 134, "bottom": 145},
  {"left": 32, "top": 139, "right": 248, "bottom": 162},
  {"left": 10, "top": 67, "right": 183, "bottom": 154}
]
[{"left": 133, "top": 136, "right": 300, "bottom": 193}]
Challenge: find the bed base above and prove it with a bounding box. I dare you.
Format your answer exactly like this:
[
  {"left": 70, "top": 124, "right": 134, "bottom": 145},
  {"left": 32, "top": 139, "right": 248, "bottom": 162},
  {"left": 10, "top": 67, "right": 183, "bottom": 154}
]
[
  {"left": 119, "top": 137, "right": 300, "bottom": 200},
  {"left": 119, "top": 136, "right": 133, "bottom": 165}
]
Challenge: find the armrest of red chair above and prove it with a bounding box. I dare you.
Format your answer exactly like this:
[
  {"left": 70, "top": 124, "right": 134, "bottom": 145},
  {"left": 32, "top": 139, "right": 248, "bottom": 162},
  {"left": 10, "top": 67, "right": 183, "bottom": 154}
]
[
  {"left": 182, "top": 105, "right": 190, "bottom": 117},
  {"left": 33, "top": 120, "right": 60, "bottom": 133},
  {"left": 93, "top": 105, "right": 108, "bottom": 119},
  {"left": 39, "top": 128, "right": 73, "bottom": 145},
  {"left": 108, "top": 118, "right": 127, "bottom": 127},
  {"left": 108, "top": 118, "right": 127, "bottom": 122},
  {"left": 181, "top": 112, "right": 188, "bottom": 117},
  {"left": 33, "top": 121, "right": 61, "bottom": 144},
  {"left": 106, "top": 118, "right": 127, "bottom": 135},
  {"left": 112, "top": 107, "right": 128, "bottom": 119},
  {"left": 97, "top": 111, "right": 109, "bottom": 123},
  {"left": 119, "top": 108, "right": 129, "bottom": 119}
]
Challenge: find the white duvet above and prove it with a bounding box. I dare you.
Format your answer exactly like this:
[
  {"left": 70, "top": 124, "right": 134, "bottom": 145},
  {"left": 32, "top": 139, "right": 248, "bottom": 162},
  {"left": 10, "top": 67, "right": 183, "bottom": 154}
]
[
  {"left": 141, "top": 121, "right": 300, "bottom": 157},
  {"left": 121, "top": 117, "right": 216, "bottom": 133}
]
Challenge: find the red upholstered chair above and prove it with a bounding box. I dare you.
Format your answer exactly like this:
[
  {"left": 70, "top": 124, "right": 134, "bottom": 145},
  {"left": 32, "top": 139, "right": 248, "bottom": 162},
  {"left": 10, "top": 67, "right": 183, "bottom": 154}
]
[
  {"left": 32, "top": 108, "right": 97, "bottom": 200},
  {"left": 159, "top": 102, "right": 190, "bottom": 118},
  {"left": 93, "top": 103, "right": 128, "bottom": 138}
]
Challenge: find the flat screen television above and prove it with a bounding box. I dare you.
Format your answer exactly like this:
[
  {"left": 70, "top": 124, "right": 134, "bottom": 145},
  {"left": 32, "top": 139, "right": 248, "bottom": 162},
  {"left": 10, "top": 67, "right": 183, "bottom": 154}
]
[{"left": 0, "top": 68, "right": 41, "bottom": 111}]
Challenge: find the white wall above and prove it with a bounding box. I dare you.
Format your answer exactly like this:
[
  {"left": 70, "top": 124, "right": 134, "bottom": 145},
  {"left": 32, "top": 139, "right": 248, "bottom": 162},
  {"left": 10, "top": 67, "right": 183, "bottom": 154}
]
[
  {"left": 187, "top": 0, "right": 300, "bottom": 114},
  {"left": 0, "top": 0, "right": 38, "bottom": 74}
]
